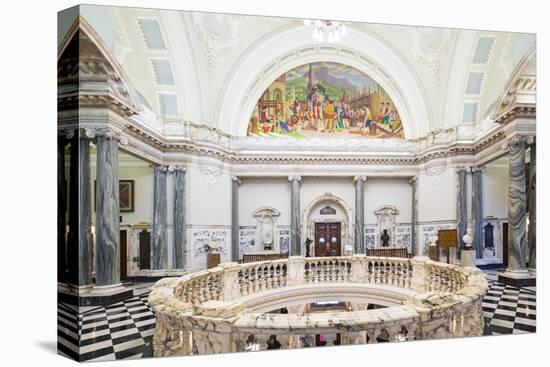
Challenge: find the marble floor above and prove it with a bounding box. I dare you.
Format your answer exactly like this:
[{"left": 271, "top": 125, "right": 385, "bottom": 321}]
[{"left": 57, "top": 270, "right": 536, "bottom": 362}]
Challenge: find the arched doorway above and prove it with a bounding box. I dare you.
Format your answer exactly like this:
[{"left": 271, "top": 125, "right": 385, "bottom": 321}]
[{"left": 302, "top": 193, "right": 353, "bottom": 256}]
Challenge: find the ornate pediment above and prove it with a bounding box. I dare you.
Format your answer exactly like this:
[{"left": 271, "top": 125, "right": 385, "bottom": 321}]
[
  {"left": 58, "top": 17, "right": 142, "bottom": 117},
  {"left": 493, "top": 46, "right": 536, "bottom": 124}
]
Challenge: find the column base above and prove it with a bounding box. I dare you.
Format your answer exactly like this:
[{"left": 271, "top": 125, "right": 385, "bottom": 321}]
[
  {"left": 460, "top": 250, "right": 477, "bottom": 268},
  {"left": 498, "top": 270, "right": 536, "bottom": 287},
  {"left": 58, "top": 283, "right": 133, "bottom": 307}
]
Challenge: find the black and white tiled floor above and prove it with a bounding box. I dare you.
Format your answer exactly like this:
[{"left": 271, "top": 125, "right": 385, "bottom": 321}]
[
  {"left": 482, "top": 270, "right": 536, "bottom": 335},
  {"left": 58, "top": 283, "right": 156, "bottom": 362},
  {"left": 57, "top": 271, "right": 536, "bottom": 362}
]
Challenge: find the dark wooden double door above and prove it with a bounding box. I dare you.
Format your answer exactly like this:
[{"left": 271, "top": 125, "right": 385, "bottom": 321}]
[{"left": 314, "top": 222, "right": 341, "bottom": 257}]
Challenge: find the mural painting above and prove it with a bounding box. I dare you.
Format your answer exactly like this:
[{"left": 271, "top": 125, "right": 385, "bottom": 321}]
[{"left": 247, "top": 62, "right": 404, "bottom": 139}]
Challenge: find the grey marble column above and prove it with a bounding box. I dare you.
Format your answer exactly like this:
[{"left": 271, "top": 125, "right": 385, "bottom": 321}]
[
  {"left": 67, "top": 132, "right": 79, "bottom": 286},
  {"left": 289, "top": 175, "right": 302, "bottom": 256},
  {"left": 173, "top": 167, "right": 187, "bottom": 269},
  {"left": 471, "top": 168, "right": 484, "bottom": 259},
  {"left": 456, "top": 168, "right": 468, "bottom": 258},
  {"left": 78, "top": 129, "right": 94, "bottom": 286},
  {"left": 410, "top": 176, "right": 419, "bottom": 257},
  {"left": 95, "top": 135, "right": 120, "bottom": 286},
  {"left": 507, "top": 136, "right": 528, "bottom": 272},
  {"left": 152, "top": 166, "right": 168, "bottom": 270},
  {"left": 354, "top": 176, "right": 366, "bottom": 254},
  {"left": 57, "top": 134, "right": 68, "bottom": 283},
  {"left": 231, "top": 176, "right": 241, "bottom": 262},
  {"left": 528, "top": 140, "right": 536, "bottom": 270}
]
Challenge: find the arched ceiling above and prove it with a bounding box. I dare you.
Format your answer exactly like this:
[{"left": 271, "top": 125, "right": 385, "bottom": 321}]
[{"left": 63, "top": 4, "right": 535, "bottom": 139}]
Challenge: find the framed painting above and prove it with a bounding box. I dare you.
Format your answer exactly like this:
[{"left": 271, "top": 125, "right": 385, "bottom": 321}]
[{"left": 94, "top": 180, "right": 135, "bottom": 212}]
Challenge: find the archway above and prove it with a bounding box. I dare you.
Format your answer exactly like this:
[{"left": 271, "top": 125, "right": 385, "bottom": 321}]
[
  {"left": 216, "top": 25, "right": 432, "bottom": 139},
  {"left": 302, "top": 193, "right": 353, "bottom": 256}
]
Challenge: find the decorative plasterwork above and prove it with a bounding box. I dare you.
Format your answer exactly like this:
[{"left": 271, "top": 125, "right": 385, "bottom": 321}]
[
  {"left": 253, "top": 207, "right": 281, "bottom": 252},
  {"left": 191, "top": 12, "right": 254, "bottom": 80},
  {"left": 493, "top": 45, "right": 536, "bottom": 124},
  {"left": 408, "top": 27, "right": 452, "bottom": 89},
  {"left": 58, "top": 17, "right": 142, "bottom": 117},
  {"left": 374, "top": 205, "right": 400, "bottom": 247}
]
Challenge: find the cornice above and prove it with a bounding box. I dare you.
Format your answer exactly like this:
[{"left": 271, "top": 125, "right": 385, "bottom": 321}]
[{"left": 119, "top": 118, "right": 511, "bottom": 167}]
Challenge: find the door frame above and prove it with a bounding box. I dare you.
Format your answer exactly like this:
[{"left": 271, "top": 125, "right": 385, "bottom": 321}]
[{"left": 313, "top": 220, "right": 343, "bottom": 257}]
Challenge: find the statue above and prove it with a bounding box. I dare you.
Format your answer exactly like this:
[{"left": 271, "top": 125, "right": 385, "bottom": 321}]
[
  {"left": 305, "top": 237, "right": 313, "bottom": 257},
  {"left": 381, "top": 229, "right": 390, "bottom": 247}
]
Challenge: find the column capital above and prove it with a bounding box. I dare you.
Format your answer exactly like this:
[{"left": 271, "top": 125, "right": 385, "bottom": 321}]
[
  {"left": 409, "top": 175, "right": 418, "bottom": 185},
  {"left": 288, "top": 175, "right": 302, "bottom": 182},
  {"left": 232, "top": 175, "right": 242, "bottom": 185},
  {"left": 502, "top": 134, "right": 534, "bottom": 150},
  {"left": 353, "top": 175, "right": 367, "bottom": 182},
  {"left": 93, "top": 127, "right": 128, "bottom": 144},
  {"left": 154, "top": 165, "right": 169, "bottom": 173},
  {"left": 168, "top": 165, "right": 186, "bottom": 173}
]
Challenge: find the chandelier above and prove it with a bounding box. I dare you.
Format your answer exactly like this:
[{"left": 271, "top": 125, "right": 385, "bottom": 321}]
[{"left": 303, "top": 19, "right": 348, "bottom": 43}]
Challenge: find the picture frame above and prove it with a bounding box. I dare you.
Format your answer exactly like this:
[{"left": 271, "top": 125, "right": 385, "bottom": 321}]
[{"left": 94, "top": 180, "right": 135, "bottom": 212}]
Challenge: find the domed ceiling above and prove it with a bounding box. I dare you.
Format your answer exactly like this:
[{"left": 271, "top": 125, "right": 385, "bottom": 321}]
[{"left": 59, "top": 5, "right": 536, "bottom": 139}]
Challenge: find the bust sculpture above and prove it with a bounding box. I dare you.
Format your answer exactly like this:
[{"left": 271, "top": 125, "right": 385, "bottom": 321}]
[{"left": 381, "top": 229, "right": 390, "bottom": 247}]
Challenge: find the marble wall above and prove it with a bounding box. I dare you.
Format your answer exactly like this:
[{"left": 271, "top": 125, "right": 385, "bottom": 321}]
[{"left": 188, "top": 226, "right": 231, "bottom": 270}]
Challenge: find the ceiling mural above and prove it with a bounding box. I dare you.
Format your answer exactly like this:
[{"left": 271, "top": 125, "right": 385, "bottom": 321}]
[{"left": 247, "top": 62, "right": 404, "bottom": 139}]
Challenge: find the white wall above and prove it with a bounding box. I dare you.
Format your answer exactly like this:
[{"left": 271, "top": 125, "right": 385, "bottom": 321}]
[
  {"left": 365, "top": 178, "right": 412, "bottom": 224},
  {"left": 186, "top": 164, "right": 232, "bottom": 226},
  {"left": 483, "top": 164, "right": 509, "bottom": 218},
  {"left": 239, "top": 178, "right": 291, "bottom": 226},
  {"left": 417, "top": 167, "right": 456, "bottom": 223},
  {"left": 300, "top": 177, "right": 355, "bottom": 215}
]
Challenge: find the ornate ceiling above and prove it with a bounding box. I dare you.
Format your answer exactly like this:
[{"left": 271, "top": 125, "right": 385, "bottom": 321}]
[{"left": 59, "top": 4, "right": 535, "bottom": 139}]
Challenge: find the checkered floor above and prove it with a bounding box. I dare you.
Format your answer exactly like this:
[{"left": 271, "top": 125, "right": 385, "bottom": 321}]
[
  {"left": 57, "top": 283, "right": 156, "bottom": 362},
  {"left": 57, "top": 271, "right": 536, "bottom": 362},
  {"left": 482, "top": 271, "right": 536, "bottom": 335}
]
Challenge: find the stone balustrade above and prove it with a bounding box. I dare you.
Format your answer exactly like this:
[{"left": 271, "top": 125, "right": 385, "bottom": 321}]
[{"left": 149, "top": 256, "right": 487, "bottom": 356}]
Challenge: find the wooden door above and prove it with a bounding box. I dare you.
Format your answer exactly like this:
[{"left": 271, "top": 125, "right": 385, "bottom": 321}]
[
  {"left": 314, "top": 222, "right": 341, "bottom": 257},
  {"left": 139, "top": 229, "right": 151, "bottom": 269},
  {"left": 120, "top": 230, "right": 127, "bottom": 280},
  {"left": 502, "top": 222, "right": 509, "bottom": 268}
]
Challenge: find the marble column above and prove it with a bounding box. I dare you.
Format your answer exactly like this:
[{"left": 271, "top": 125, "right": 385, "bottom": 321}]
[
  {"left": 506, "top": 136, "right": 528, "bottom": 272},
  {"left": 410, "top": 176, "right": 419, "bottom": 257},
  {"left": 152, "top": 166, "right": 168, "bottom": 270},
  {"left": 95, "top": 134, "right": 121, "bottom": 286},
  {"left": 57, "top": 134, "right": 68, "bottom": 283},
  {"left": 471, "top": 168, "right": 483, "bottom": 259},
  {"left": 173, "top": 167, "right": 187, "bottom": 269},
  {"left": 456, "top": 168, "right": 468, "bottom": 258},
  {"left": 289, "top": 175, "right": 302, "bottom": 256},
  {"left": 354, "top": 176, "right": 366, "bottom": 254},
  {"left": 231, "top": 176, "right": 241, "bottom": 262},
  {"left": 528, "top": 140, "right": 536, "bottom": 271},
  {"left": 78, "top": 129, "right": 95, "bottom": 286},
  {"left": 67, "top": 132, "right": 79, "bottom": 286}
]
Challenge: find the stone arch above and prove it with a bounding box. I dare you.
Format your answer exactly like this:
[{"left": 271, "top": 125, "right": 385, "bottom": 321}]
[
  {"left": 302, "top": 192, "right": 354, "bottom": 256},
  {"left": 216, "top": 25, "right": 431, "bottom": 139}
]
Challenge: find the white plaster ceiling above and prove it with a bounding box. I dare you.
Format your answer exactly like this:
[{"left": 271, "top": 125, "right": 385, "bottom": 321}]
[{"left": 70, "top": 4, "right": 535, "bottom": 139}]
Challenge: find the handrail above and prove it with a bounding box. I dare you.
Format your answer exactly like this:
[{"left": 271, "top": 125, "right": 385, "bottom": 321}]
[{"left": 149, "top": 256, "right": 488, "bottom": 356}]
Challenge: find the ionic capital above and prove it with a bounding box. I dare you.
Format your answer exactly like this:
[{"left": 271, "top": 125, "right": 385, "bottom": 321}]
[
  {"left": 353, "top": 175, "right": 367, "bottom": 182},
  {"left": 288, "top": 175, "right": 302, "bottom": 183},
  {"left": 232, "top": 176, "right": 242, "bottom": 185}
]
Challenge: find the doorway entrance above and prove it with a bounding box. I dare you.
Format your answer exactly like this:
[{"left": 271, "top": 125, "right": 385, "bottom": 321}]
[{"left": 314, "top": 222, "right": 341, "bottom": 257}]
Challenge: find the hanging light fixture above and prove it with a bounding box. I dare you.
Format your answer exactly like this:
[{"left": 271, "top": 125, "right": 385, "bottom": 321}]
[{"left": 303, "top": 19, "right": 348, "bottom": 43}]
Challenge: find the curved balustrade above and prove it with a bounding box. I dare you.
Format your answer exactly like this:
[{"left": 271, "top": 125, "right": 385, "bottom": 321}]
[{"left": 149, "top": 256, "right": 487, "bottom": 356}]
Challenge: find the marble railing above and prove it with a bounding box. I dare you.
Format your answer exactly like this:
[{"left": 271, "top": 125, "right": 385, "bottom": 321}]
[{"left": 149, "top": 256, "right": 487, "bottom": 357}]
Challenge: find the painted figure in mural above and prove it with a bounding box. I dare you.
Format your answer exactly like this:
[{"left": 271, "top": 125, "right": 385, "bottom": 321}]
[
  {"left": 262, "top": 121, "right": 272, "bottom": 134},
  {"left": 382, "top": 102, "right": 392, "bottom": 126},
  {"left": 324, "top": 99, "right": 335, "bottom": 132},
  {"left": 276, "top": 112, "right": 290, "bottom": 133},
  {"left": 248, "top": 62, "right": 403, "bottom": 138},
  {"left": 249, "top": 116, "right": 260, "bottom": 134},
  {"left": 362, "top": 106, "right": 373, "bottom": 135},
  {"left": 381, "top": 229, "right": 390, "bottom": 247}
]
